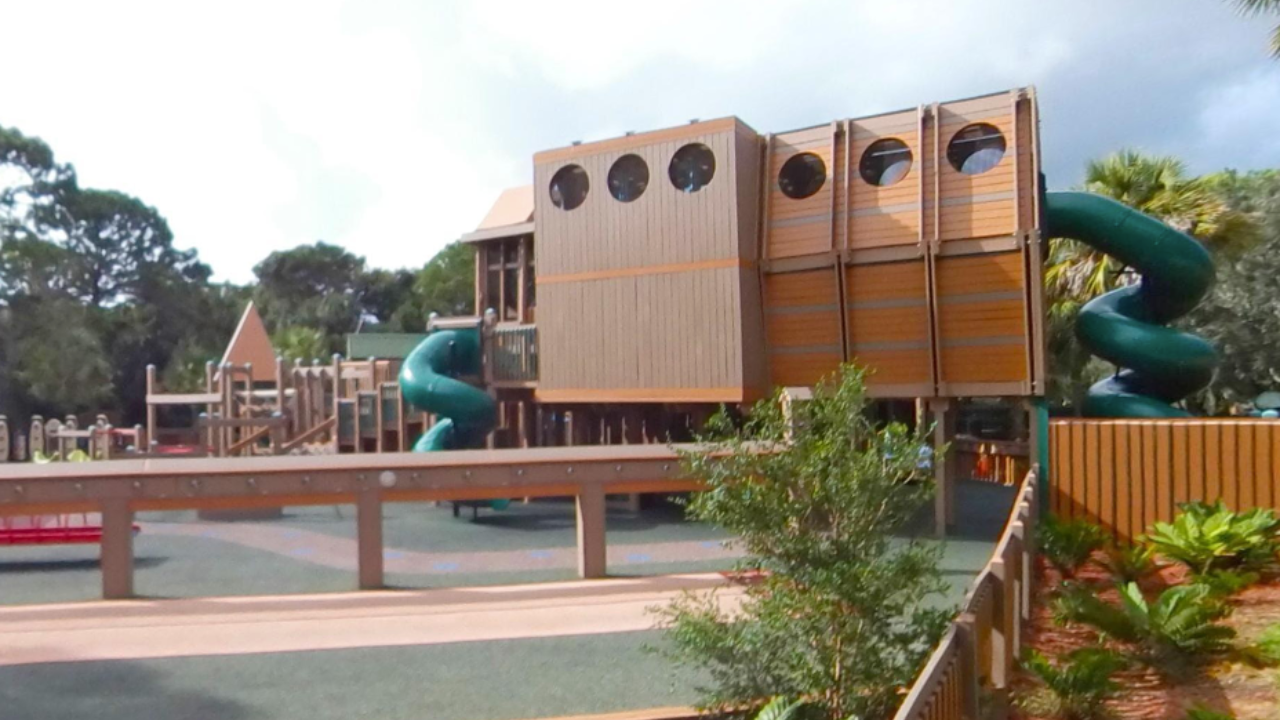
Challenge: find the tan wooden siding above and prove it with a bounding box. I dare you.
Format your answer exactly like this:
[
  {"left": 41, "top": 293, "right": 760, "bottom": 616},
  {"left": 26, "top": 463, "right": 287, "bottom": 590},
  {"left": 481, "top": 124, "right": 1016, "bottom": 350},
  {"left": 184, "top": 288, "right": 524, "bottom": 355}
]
[
  {"left": 764, "top": 268, "right": 842, "bottom": 388},
  {"left": 849, "top": 110, "right": 921, "bottom": 250},
  {"left": 1050, "top": 419, "right": 1280, "bottom": 541},
  {"left": 536, "top": 267, "right": 746, "bottom": 401},
  {"left": 935, "top": 252, "right": 1030, "bottom": 391},
  {"left": 844, "top": 261, "right": 931, "bottom": 389}
]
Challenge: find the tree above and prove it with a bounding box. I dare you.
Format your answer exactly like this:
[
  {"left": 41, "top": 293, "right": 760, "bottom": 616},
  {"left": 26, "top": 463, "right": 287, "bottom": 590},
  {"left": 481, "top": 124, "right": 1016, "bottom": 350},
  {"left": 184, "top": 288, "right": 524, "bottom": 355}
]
[
  {"left": 0, "top": 125, "right": 77, "bottom": 249},
  {"left": 400, "top": 241, "right": 475, "bottom": 328},
  {"left": 657, "top": 365, "right": 951, "bottom": 720},
  {"left": 272, "top": 326, "right": 328, "bottom": 365},
  {"left": 6, "top": 298, "right": 113, "bottom": 413},
  {"left": 1045, "top": 150, "right": 1259, "bottom": 412},
  {"left": 253, "top": 242, "right": 366, "bottom": 351},
  {"left": 1184, "top": 170, "right": 1280, "bottom": 412},
  {"left": 1233, "top": 0, "right": 1280, "bottom": 56}
]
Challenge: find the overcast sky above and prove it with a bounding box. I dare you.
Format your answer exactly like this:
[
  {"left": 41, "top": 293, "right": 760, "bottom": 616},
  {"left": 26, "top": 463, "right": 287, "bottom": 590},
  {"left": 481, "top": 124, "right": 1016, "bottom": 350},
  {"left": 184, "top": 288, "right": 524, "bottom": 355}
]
[{"left": 3, "top": 0, "right": 1277, "bottom": 282}]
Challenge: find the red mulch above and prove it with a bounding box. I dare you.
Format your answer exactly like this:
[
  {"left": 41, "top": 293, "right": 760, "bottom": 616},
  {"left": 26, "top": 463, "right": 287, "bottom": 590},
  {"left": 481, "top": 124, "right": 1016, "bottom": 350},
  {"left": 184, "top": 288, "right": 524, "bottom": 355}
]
[{"left": 1010, "top": 553, "right": 1280, "bottom": 720}]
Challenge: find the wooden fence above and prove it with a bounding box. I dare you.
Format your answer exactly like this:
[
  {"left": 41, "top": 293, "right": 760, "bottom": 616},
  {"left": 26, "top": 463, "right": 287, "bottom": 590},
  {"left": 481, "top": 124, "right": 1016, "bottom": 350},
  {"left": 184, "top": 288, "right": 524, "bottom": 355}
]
[
  {"left": 1049, "top": 419, "right": 1280, "bottom": 540},
  {"left": 893, "top": 469, "right": 1037, "bottom": 720}
]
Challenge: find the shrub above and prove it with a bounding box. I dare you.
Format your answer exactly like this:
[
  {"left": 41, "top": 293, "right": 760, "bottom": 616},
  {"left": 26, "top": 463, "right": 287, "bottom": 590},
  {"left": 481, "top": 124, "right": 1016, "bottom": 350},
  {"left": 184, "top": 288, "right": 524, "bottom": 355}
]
[
  {"left": 1182, "top": 706, "right": 1235, "bottom": 720},
  {"left": 1016, "top": 648, "right": 1125, "bottom": 720},
  {"left": 1192, "top": 568, "right": 1259, "bottom": 598},
  {"left": 1098, "top": 543, "right": 1155, "bottom": 584},
  {"left": 1247, "top": 622, "right": 1280, "bottom": 666},
  {"left": 657, "top": 366, "right": 951, "bottom": 720},
  {"left": 752, "top": 696, "right": 810, "bottom": 720},
  {"left": 1041, "top": 515, "right": 1109, "bottom": 578},
  {"left": 1146, "top": 501, "right": 1280, "bottom": 575},
  {"left": 1054, "top": 582, "right": 1234, "bottom": 667}
]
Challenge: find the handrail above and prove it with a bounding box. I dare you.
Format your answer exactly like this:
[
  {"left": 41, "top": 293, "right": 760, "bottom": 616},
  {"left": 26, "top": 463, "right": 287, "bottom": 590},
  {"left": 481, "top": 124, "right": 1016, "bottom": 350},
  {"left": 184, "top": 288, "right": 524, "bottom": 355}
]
[{"left": 893, "top": 468, "right": 1037, "bottom": 720}]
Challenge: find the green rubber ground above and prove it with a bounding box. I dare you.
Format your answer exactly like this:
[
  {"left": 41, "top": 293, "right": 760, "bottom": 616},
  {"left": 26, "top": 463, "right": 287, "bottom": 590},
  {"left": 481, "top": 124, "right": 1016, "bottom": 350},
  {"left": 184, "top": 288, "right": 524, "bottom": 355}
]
[{"left": 0, "top": 630, "right": 699, "bottom": 720}]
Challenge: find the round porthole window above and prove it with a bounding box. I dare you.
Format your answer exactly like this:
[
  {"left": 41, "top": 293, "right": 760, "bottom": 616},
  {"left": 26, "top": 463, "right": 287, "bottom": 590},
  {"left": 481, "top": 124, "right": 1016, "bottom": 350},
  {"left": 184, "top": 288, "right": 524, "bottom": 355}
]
[
  {"left": 947, "top": 123, "right": 1006, "bottom": 175},
  {"left": 778, "top": 152, "right": 827, "bottom": 199},
  {"left": 607, "top": 154, "right": 649, "bottom": 202},
  {"left": 668, "top": 143, "right": 716, "bottom": 193},
  {"left": 549, "top": 164, "right": 589, "bottom": 210},
  {"left": 859, "top": 138, "right": 913, "bottom": 187}
]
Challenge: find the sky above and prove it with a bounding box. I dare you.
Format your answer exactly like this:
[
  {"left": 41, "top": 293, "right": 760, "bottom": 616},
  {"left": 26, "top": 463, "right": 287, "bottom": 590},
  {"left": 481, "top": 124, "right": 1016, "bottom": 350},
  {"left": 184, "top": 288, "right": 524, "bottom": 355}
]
[{"left": 2, "top": 0, "right": 1278, "bottom": 283}]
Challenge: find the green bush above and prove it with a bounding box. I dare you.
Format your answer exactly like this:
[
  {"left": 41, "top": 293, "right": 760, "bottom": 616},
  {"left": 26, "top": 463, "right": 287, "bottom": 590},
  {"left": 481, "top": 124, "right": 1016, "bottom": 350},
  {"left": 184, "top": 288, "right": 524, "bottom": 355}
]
[
  {"left": 1182, "top": 706, "right": 1235, "bottom": 720},
  {"left": 1146, "top": 501, "right": 1280, "bottom": 575},
  {"left": 1054, "top": 582, "right": 1234, "bottom": 667},
  {"left": 1098, "top": 543, "right": 1155, "bottom": 584},
  {"left": 1015, "top": 648, "right": 1125, "bottom": 720},
  {"left": 1247, "top": 622, "right": 1280, "bottom": 667},
  {"left": 1192, "top": 568, "right": 1259, "bottom": 598},
  {"left": 752, "top": 696, "right": 810, "bottom": 720},
  {"left": 1041, "top": 515, "right": 1109, "bottom": 578}
]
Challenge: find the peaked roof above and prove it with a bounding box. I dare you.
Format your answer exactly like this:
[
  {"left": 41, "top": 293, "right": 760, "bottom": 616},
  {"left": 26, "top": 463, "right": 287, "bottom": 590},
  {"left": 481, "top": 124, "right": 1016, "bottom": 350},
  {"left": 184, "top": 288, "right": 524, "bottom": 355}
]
[
  {"left": 219, "top": 302, "right": 278, "bottom": 383},
  {"left": 476, "top": 185, "right": 533, "bottom": 230}
]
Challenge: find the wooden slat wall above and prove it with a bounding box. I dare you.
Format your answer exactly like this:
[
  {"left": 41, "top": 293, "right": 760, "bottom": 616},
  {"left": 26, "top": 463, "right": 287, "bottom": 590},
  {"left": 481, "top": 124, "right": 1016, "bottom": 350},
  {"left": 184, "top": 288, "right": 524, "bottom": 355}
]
[
  {"left": 937, "top": 94, "right": 1018, "bottom": 242},
  {"left": 533, "top": 120, "right": 763, "bottom": 402},
  {"left": 764, "top": 124, "right": 839, "bottom": 259},
  {"left": 849, "top": 110, "right": 920, "bottom": 250},
  {"left": 764, "top": 267, "right": 842, "bottom": 388},
  {"left": 934, "top": 251, "right": 1031, "bottom": 394},
  {"left": 1050, "top": 419, "right": 1280, "bottom": 540},
  {"left": 844, "top": 261, "right": 932, "bottom": 393}
]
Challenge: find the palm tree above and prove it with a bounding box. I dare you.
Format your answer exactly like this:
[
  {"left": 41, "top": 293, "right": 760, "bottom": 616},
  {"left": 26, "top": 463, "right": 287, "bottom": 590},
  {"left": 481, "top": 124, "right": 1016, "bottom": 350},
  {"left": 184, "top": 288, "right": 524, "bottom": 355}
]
[
  {"left": 1233, "top": 0, "right": 1280, "bottom": 57},
  {"left": 272, "top": 326, "right": 327, "bottom": 365}
]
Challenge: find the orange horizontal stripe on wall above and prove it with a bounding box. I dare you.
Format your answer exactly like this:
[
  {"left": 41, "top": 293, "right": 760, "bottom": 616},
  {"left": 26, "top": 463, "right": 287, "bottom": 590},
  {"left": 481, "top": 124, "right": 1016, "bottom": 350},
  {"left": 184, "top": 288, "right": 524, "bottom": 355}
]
[
  {"left": 535, "top": 388, "right": 746, "bottom": 403},
  {"left": 537, "top": 258, "right": 752, "bottom": 285}
]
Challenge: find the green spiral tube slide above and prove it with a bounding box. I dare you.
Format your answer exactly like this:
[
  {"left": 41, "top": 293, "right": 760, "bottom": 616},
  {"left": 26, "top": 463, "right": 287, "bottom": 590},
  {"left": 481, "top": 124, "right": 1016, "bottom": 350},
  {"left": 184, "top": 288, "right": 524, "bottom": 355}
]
[
  {"left": 1045, "top": 192, "right": 1219, "bottom": 418},
  {"left": 399, "top": 328, "right": 497, "bottom": 451}
]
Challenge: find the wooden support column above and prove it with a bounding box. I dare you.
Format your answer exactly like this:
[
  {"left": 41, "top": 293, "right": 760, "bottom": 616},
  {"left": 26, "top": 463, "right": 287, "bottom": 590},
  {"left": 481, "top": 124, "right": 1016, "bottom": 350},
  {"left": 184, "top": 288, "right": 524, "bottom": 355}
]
[
  {"left": 931, "top": 398, "right": 956, "bottom": 536},
  {"left": 955, "top": 612, "right": 982, "bottom": 720},
  {"left": 576, "top": 483, "right": 606, "bottom": 579},
  {"left": 100, "top": 499, "right": 134, "bottom": 599},
  {"left": 356, "top": 489, "right": 384, "bottom": 589},
  {"left": 622, "top": 409, "right": 643, "bottom": 512}
]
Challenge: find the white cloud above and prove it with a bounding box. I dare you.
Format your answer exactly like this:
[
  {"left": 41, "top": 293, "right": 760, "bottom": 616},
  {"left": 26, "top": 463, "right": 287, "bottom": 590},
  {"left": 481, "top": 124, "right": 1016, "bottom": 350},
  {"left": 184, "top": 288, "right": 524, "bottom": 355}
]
[{"left": 2, "top": 0, "right": 1277, "bottom": 282}]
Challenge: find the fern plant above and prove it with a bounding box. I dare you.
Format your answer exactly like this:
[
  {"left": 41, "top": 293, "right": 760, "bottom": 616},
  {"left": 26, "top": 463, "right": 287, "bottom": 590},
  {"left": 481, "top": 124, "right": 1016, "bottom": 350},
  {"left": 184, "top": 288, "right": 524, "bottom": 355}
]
[
  {"left": 752, "top": 696, "right": 809, "bottom": 720},
  {"left": 1098, "top": 543, "right": 1155, "bottom": 584},
  {"left": 1054, "top": 582, "right": 1235, "bottom": 666},
  {"left": 1041, "top": 514, "right": 1109, "bottom": 578},
  {"left": 1192, "top": 568, "right": 1259, "bottom": 598},
  {"left": 1146, "top": 501, "right": 1280, "bottom": 575},
  {"left": 1016, "top": 648, "right": 1125, "bottom": 720}
]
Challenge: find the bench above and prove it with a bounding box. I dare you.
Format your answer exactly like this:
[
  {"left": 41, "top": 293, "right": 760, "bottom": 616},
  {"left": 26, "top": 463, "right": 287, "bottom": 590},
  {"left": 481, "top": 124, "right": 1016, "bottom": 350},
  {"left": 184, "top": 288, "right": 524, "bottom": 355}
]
[{"left": 0, "top": 522, "right": 140, "bottom": 546}]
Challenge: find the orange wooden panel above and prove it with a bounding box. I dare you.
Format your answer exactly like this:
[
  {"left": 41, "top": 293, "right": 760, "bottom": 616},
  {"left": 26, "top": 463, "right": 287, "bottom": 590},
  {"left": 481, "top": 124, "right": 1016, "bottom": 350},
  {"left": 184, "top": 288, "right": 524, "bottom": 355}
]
[
  {"left": 938, "top": 300, "right": 1026, "bottom": 339},
  {"left": 769, "top": 352, "right": 842, "bottom": 387},
  {"left": 1222, "top": 423, "right": 1238, "bottom": 509},
  {"left": 1142, "top": 423, "right": 1157, "bottom": 534},
  {"left": 1188, "top": 422, "right": 1206, "bottom": 502},
  {"left": 1259, "top": 424, "right": 1275, "bottom": 509},
  {"left": 1114, "top": 422, "right": 1133, "bottom": 539},
  {"left": 1097, "top": 423, "right": 1113, "bottom": 532},
  {"left": 935, "top": 253, "right": 1023, "bottom": 296},
  {"left": 853, "top": 349, "right": 932, "bottom": 385},
  {"left": 1239, "top": 425, "right": 1256, "bottom": 509},
  {"left": 1051, "top": 423, "right": 1069, "bottom": 517},
  {"left": 941, "top": 345, "right": 1027, "bottom": 383},
  {"left": 848, "top": 307, "right": 930, "bottom": 342},
  {"left": 765, "top": 270, "right": 838, "bottom": 307},
  {"left": 1069, "top": 422, "right": 1086, "bottom": 520},
  {"left": 1206, "top": 423, "right": 1222, "bottom": 505},
  {"left": 845, "top": 262, "right": 927, "bottom": 300},
  {"left": 1172, "top": 422, "right": 1190, "bottom": 513},
  {"left": 1156, "top": 423, "right": 1173, "bottom": 524},
  {"left": 767, "top": 312, "right": 842, "bottom": 347}
]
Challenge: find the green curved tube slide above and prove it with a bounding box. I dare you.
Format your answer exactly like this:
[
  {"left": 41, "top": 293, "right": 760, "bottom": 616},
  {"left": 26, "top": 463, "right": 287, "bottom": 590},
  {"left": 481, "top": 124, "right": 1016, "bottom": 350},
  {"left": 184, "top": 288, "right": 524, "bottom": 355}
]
[
  {"left": 399, "top": 328, "right": 497, "bottom": 451},
  {"left": 1045, "top": 192, "right": 1218, "bottom": 417}
]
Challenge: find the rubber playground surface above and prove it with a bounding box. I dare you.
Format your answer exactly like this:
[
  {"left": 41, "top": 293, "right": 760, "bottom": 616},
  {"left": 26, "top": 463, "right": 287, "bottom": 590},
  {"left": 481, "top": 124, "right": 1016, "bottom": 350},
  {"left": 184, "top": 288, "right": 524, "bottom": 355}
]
[{"left": 0, "top": 482, "right": 1016, "bottom": 720}]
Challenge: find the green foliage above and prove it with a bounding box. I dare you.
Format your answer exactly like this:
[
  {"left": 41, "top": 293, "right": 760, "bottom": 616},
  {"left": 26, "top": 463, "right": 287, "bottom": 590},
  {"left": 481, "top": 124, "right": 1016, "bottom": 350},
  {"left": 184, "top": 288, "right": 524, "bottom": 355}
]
[
  {"left": 1247, "top": 622, "right": 1280, "bottom": 667},
  {"left": 1054, "top": 582, "right": 1235, "bottom": 667},
  {"left": 1181, "top": 706, "right": 1235, "bottom": 720},
  {"left": 657, "top": 365, "right": 951, "bottom": 720},
  {"left": 1146, "top": 501, "right": 1280, "bottom": 575},
  {"left": 1232, "top": 0, "right": 1280, "bottom": 57},
  {"left": 752, "top": 696, "right": 810, "bottom": 720},
  {"left": 1040, "top": 515, "right": 1109, "bottom": 578},
  {"left": 407, "top": 241, "right": 476, "bottom": 323},
  {"left": 272, "top": 327, "right": 328, "bottom": 365},
  {"left": 1098, "top": 543, "right": 1155, "bottom": 585},
  {"left": 1016, "top": 648, "right": 1125, "bottom": 720},
  {"left": 1192, "top": 568, "right": 1260, "bottom": 598}
]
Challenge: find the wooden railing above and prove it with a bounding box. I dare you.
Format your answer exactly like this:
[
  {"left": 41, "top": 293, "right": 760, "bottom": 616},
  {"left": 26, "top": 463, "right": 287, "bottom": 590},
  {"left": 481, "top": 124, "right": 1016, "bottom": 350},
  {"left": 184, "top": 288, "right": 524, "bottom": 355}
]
[
  {"left": 1049, "top": 418, "right": 1280, "bottom": 540},
  {"left": 489, "top": 323, "right": 538, "bottom": 384},
  {"left": 894, "top": 469, "right": 1038, "bottom": 720}
]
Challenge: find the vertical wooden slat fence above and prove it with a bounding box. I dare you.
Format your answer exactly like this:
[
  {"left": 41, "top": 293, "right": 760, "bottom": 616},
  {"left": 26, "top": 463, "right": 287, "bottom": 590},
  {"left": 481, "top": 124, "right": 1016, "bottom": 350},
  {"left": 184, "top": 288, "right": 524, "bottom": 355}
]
[
  {"left": 1049, "top": 419, "right": 1280, "bottom": 540},
  {"left": 894, "top": 469, "right": 1037, "bottom": 720}
]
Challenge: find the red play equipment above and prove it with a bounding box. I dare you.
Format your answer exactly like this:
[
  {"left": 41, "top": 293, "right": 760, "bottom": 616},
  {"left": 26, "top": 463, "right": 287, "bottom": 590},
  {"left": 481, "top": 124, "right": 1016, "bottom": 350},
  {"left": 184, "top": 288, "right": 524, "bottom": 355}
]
[{"left": 0, "top": 514, "right": 140, "bottom": 546}]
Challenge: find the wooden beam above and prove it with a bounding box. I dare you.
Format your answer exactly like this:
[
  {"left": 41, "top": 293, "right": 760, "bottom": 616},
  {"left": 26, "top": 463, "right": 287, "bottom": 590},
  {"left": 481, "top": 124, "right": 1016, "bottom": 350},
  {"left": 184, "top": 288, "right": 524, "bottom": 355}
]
[
  {"left": 100, "top": 499, "right": 134, "bottom": 599},
  {"left": 576, "top": 483, "right": 607, "bottom": 579}
]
